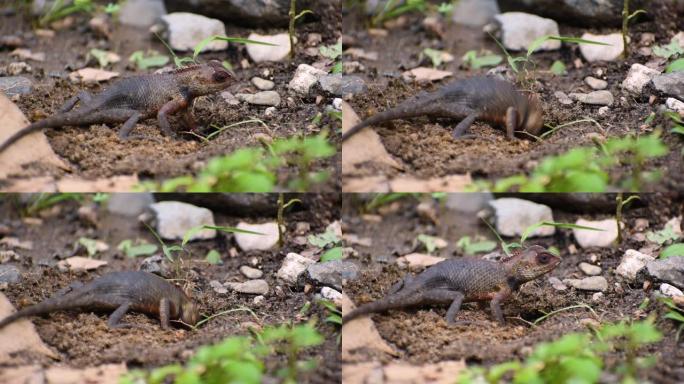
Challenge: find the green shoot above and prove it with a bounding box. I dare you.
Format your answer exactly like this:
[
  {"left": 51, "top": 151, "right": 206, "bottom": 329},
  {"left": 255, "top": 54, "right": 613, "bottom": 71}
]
[
  {"left": 129, "top": 50, "right": 169, "bottom": 70},
  {"left": 461, "top": 50, "right": 502, "bottom": 70},
  {"left": 660, "top": 243, "right": 684, "bottom": 258},
  {"left": 117, "top": 239, "right": 158, "bottom": 258},
  {"left": 615, "top": 193, "right": 640, "bottom": 244},
  {"left": 622, "top": 0, "right": 647, "bottom": 59},
  {"left": 456, "top": 236, "right": 497, "bottom": 255}
]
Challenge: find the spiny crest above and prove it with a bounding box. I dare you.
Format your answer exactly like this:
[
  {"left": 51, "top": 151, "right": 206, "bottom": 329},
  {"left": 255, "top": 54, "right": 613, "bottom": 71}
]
[
  {"left": 170, "top": 63, "right": 205, "bottom": 74},
  {"left": 499, "top": 248, "right": 522, "bottom": 263}
]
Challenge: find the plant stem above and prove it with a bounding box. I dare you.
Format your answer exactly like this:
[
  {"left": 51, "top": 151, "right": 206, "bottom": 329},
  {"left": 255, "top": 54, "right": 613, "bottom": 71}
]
[
  {"left": 616, "top": 193, "right": 623, "bottom": 244},
  {"left": 622, "top": 0, "right": 630, "bottom": 59},
  {"left": 289, "top": 0, "right": 296, "bottom": 60},
  {"left": 277, "top": 193, "right": 285, "bottom": 248}
]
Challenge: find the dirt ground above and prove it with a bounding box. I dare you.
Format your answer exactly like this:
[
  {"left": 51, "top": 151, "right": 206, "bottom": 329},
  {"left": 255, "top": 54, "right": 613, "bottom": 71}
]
[
  {"left": 0, "top": 1, "right": 341, "bottom": 192},
  {"left": 342, "top": 1, "right": 684, "bottom": 192},
  {"left": 341, "top": 193, "right": 684, "bottom": 383},
  {"left": 0, "top": 194, "right": 341, "bottom": 383}
]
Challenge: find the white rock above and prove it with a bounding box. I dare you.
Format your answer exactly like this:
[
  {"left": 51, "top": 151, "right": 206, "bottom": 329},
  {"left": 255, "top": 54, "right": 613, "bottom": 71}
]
[
  {"left": 119, "top": 0, "right": 167, "bottom": 27},
  {"left": 579, "top": 262, "right": 602, "bottom": 276},
  {"left": 7, "top": 62, "right": 31, "bottom": 76},
  {"left": 277, "top": 252, "right": 315, "bottom": 283},
  {"left": 149, "top": 201, "right": 216, "bottom": 241},
  {"left": 592, "top": 292, "right": 604, "bottom": 302},
  {"left": 569, "top": 91, "right": 614, "bottom": 106},
  {"left": 288, "top": 64, "right": 326, "bottom": 94},
  {"left": 321, "top": 286, "right": 343, "bottom": 304},
  {"left": 159, "top": 13, "right": 227, "bottom": 52},
  {"left": 107, "top": 193, "right": 154, "bottom": 216},
  {"left": 621, "top": 63, "right": 660, "bottom": 94},
  {"left": 234, "top": 222, "right": 279, "bottom": 251},
  {"left": 226, "top": 279, "right": 269, "bottom": 295},
  {"left": 579, "top": 33, "right": 624, "bottom": 62},
  {"left": 660, "top": 283, "right": 684, "bottom": 297},
  {"left": 573, "top": 219, "right": 618, "bottom": 248},
  {"left": 489, "top": 198, "right": 555, "bottom": 237},
  {"left": 549, "top": 276, "right": 567, "bottom": 291},
  {"left": 666, "top": 97, "right": 684, "bottom": 114},
  {"left": 240, "top": 265, "right": 263, "bottom": 279},
  {"left": 584, "top": 76, "right": 607, "bottom": 90},
  {"left": 245, "top": 33, "right": 290, "bottom": 62},
  {"left": 493, "top": 12, "right": 560, "bottom": 52},
  {"left": 452, "top": 0, "right": 499, "bottom": 27},
  {"left": 68, "top": 68, "right": 119, "bottom": 84},
  {"left": 563, "top": 276, "right": 608, "bottom": 292},
  {"left": 253, "top": 295, "right": 265, "bottom": 305},
  {"left": 209, "top": 280, "right": 228, "bottom": 294},
  {"left": 598, "top": 106, "right": 610, "bottom": 116},
  {"left": 251, "top": 77, "right": 275, "bottom": 90},
  {"left": 615, "top": 249, "right": 654, "bottom": 280},
  {"left": 57, "top": 256, "right": 107, "bottom": 272},
  {"left": 235, "top": 91, "right": 281, "bottom": 106}
]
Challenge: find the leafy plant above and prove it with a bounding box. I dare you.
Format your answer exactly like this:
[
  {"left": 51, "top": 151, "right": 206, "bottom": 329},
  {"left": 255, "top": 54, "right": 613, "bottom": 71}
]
[
  {"left": 309, "top": 227, "right": 342, "bottom": 262},
  {"left": 665, "top": 111, "right": 684, "bottom": 136},
  {"left": 621, "top": 0, "right": 647, "bottom": 59},
  {"left": 615, "top": 193, "right": 640, "bottom": 244},
  {"left": 89, "top": 48, "right": 117, "bottom": 68},
  {"left": 646, "top": 221, "right": 680, "bottom": 245},
  {"left": 277, "top": 193, "right": 302, "bottom": 247},
  {"left": 549, "top": 60, "right": 566, "bottom": 75},
  {"left": 39, "top": 0, "right": 95, "bottom": 26},
  {"left": 659, "top": 297, "right": 684, "bottom": 341},
  {"left": 257, "top": 322, "right": 324, "bottom": 383},
  {"left": 117, "top": 239, "right": 158, "bottom": 258},
  {"left": 456, "top": 236, "right": 497, "bottom": 255},
  {"left": 319, "top": 41, "right": 342, "bottom": 73},
  {"left": 371, "top": 0, "right": 427, "bottom": 26},
  {"left": 205, "top": 249, "right": 221, "bottom": 265},
  {"left": 461, "top": 50, "right": 502, "bottom": 70},
  {"left": 25, "top": 193, "right": 84, "bottom": 215},
  {"left": 653, "top": 40, "right": 684, "bottom": 60},
  {"left": 661, "top": 243, "right": 684, "bottom": 258},
  {"left": 129, "top": 50, "right": 169, "bottom": 70},
  {"left": 78, "top": 237, "right": 101, "bottom": 258},
  {"left": 436, "top": 2, "right": 454, "bottom": 16},
  {"left": 417, "top": 234, "right": 438, "bottom": 254},
  {"left": 288, "top": 0, "right": 314, "bottom": 59},
  {"left": 666, "top": 58, "right": 684, "bottom": 73}
]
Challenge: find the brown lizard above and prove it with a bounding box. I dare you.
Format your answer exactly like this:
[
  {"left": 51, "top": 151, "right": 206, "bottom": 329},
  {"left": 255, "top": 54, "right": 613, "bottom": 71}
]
[
  {"left": 342, "top": 245, "right": 560, "bottom": 325},
  {"left": 341, "top": 76, "right": 543, "bottom": 142},
  {"left": 0, "top": 271, "right": 199, "bottom": 329},
  {"left": 0, "top": 60, "right": 234, "bottom": 153}
]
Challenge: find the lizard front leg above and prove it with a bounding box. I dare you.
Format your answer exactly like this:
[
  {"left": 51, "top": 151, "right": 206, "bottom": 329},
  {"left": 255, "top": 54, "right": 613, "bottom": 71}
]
[
  {"left": 388, "top": 274, "right": 414, "bottom": 295},
  {"left": 505, "top": 107, "right": 518, "bottom": 140},
  {"left": 182, "top": 109, "right": 199, "bottom": 132},
  {"left": 58, "top": 91, "right": 94, "bottom": 113},
  {"left": 489, "top": 290, "right": 511, "bottom": 325},
  {"left": 159, "top": 298, "right": 170, "bottom": 329},
  {"left": 157, "top": 98, "right": 189, "bottom": 137}
]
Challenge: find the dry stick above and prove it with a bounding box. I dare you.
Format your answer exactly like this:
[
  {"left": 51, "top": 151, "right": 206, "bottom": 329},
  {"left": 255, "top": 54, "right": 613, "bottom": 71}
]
[
  {"left": 622, "top": 0, "right": 630, "bottom": 59},
  {"left": 289, "top": 0, "right": 296, "bottom": 60}
]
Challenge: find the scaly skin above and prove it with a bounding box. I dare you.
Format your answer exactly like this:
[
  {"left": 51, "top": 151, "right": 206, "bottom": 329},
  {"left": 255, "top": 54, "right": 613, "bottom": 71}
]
[
  {"left": 341, "top": 76, "right": 543, "bottom": 142},
  {"left": 342, "top": 245, "right": 560, "bottom": 325},
  {"left": 0, "top": 60, "right": 234, "bottom": 153},
  {"left": 0, "top": 271, "right": 199, "bottom": 329}
]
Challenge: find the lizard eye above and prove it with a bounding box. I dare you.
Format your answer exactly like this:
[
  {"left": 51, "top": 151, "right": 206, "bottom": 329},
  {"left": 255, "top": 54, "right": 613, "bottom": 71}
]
[
  {"left": 537, "top": 252, "right": 551, "bottom": 264},
  {"left": 212, "top": 70, "right": 231, "bottom": 82}
]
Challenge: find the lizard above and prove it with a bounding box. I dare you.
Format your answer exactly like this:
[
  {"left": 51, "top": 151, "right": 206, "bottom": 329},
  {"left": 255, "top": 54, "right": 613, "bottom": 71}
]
[
  {"left": 0, "top": 271, "right": 199, "bottom": 329},
  {"left": 0, "top": 60, "right": 234, "bottom": 154},
  {"left": 342, "top": 245, "right": 560, "bottom": 326},
  {"left": 341, "top": 76, "right": 543, "bottom": 142}
]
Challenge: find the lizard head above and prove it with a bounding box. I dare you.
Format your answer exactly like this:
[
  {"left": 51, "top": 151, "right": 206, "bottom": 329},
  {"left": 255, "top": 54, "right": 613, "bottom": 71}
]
[
  {"left": 184, "top": 60, "right": 235, "bottom": 96},
  {"left": 503, "top": 245, "right": 560, "bottom": 283},
  {"left": 180, "top": 300, "right": 200, "bottom": 326},
  {"left": 519, "top": 93, "right": 544, "bottom": 136}
]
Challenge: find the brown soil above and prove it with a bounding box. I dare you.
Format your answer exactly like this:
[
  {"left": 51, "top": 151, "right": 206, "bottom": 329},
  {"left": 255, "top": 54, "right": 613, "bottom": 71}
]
[
  {"left": 0, "top": 1, "right": 341, "bottom": 192},
  {"left": 342, "top": 1, "right": 684, "bottom": 192},
  {"left": 342, "top": 193, "right": 684, "bottom": 383},
  {"left": 0, "top": 194, "right": 341, "bottom": 383}
]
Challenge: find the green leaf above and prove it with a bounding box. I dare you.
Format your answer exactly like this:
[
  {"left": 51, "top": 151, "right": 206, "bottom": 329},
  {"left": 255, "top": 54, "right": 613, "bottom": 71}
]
[
  {"left": 646, "top": 224, "right": 680, "bottom": 245},
  {"left": 78, "top": 237, "right": 100, "bottom": 257},
  {"left": 423, "top": 48, "right": 445, "bottom": 67},
  {"left": 321, "top": 247, "right": 343, "bottom": 262},
  {"left": 193, "top": 35, "right": 277, "bottom": 59},
  {"left": 117, "top": 240, "right": 158, "bottom": 258},
  {"left": 462, "top": 50, "right": 502, "bottom": 70},
  {"left": 128, "top": 50, "right": 169, "bottom": 70},
  {"left": 319, "top": 41, "right": 342, "bottom": 60},
  {"left": 89, "top": 48, "right": 116, "bottom": 68},
  {"left": 666, "top": 58, "right": 684, "bottom": 73},
  {"left": 417, "top": 234, "right": 437, "bottom": 254},
  {"left": 653, "top": 40, "right": 684, "bottom": 59},
  {"left": 549, "top": 60, "right": 566, "bottom": 75},
  {"left": 205, "top": 249, "right": 221, "bottom": 265},
  {"left": 661, "top": 244, "right": 684, "bottom": 258},
  {"left": 665, "top": 310, "right": 684, "bottom": 323},
  {"left": 308, "top": 229, "right": 339, "bottom": 248}
]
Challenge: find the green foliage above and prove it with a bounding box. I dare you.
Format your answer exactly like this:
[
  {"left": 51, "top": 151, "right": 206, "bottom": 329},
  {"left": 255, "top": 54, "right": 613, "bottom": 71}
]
[
  {"left": 117, "top": 239, "right": 158, "bottom": 258},
  {"left": 665, "top": 111, "right": 684, "bottom": 136},
  {"left": 666, "top": 58, "right": 684, "bottom": 73},
  {"left": 308, "top": 229, "right": 339, "bottom": 248},
  {"left": 459, "top": 319, "right": 662, "bottom": 384},
  {"left": 78, "top": 237, "right": 101, "bottom": 258},
  {"left": 321, "top": 247, "right": 343, "bottom": 261},
  {"left": 436, "top": 2, "right": 454, "bottom": 15},
  {"left": 144, "top": 132, "right": 335, "bottom": 192},
  {"left": 549, "top": 60, "right": 567, "bottom": 75},
  {"left": 461, "top": 50, "right": 502, "bottom": 70},
  {"left": 89, "top": 48, "right": 116, "bottom": 68},
  {"left": 646, "top": 222, "right": 680, "bottom": 245},
  {"left": 39, "top": 0, "right": 94, "bottom": 26},
  {"left": 104, "top": 2, "right": 120, "bottom": 14},
  {"left": 257, "top": 322, "right": 324, "bottom": 383},
  {"left": 129, "top": 50, "right": 170, "bottom": 70},
  {"left": 661, "top": 244, "right": 684, "bottom": 258},
  {"left": 364, "top": 193, "right": 413, "bottom": 211},
  {"left": 205, "top": 249, "right": 221, "bottom": 265},
  {"left": 319, "top": 41, "right": 343, "bottom": 73},
  {"left": 456, "top": 236, "right": 496, "bottom": 255},
  {"left": 25, "top": 193, "right": 83, "bottom": 214},
  {"left": 653, "top": 40, "right": 684, "bottom": 60},
  {"left": 318, "top": 299, "right": 342, "bottom": 327},
  {"left": 520, "top": 222, "right": 602, "bottom": 244},
  {"left": 417, "top": 234, "right": 438, "bottom": 254},
  {"left": 192, "top": 36, "right": 277, "bottom": 62},
  {"left": 423, "top": 48, "right": 447, "bottom": 67},
  {"left": 659, "top": 297, "right": 684, "bottom": 341},
  {"left": 371, "top": 0, "right": 427, "bottom": 26}
]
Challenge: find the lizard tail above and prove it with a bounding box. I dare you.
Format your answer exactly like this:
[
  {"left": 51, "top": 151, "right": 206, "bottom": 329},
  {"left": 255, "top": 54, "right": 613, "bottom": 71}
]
[
  {"left": 341, "top": 105, "right": 428, "bottom": 142},
  {"left": 342, "top": 294, "right": 419, "bottom": 323},
  {"left": 0, "top": 119, "right": 53, "bottom": 154},
  {"left": 0, "top": 295, "right": 86, "bottom": 329}
]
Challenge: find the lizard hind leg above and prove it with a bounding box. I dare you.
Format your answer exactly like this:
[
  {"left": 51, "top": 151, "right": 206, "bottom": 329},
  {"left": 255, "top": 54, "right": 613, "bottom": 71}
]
[
  {"left": 451, "top": 113, "right": 478, "bottom": 139},
  {"left": 58, "top": 91, "right": 94, "bottom": 113},
  {"left": 107, "top": 302, "right": 132, "bottom": 328},
  {"left": 117, "top": 111, "right": 143, "bottom": 140},
  {"left": 504, "top": 107, "right": 519, "bottom": 140},
  {"left": 159, "top": 298, "right": 170, "bottom": 329},
  {"left": 419, "top": 289, "right": 465, "bottom": 325}
]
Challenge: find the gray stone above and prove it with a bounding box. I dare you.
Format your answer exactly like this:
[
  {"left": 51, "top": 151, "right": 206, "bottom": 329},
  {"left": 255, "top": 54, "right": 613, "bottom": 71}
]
[
  {"left": 647, "top": 257, "right": 684, "bottom": 289},
  {"left": 307, "top": 260, "right": 360, "bottom": 290},
  {"left": 497, "top": 0, "right": 645, "bottom": 27},
  {"left": 569, "top": 91, "right": 614, "bottom": 106},
  {"left": 288, "top": 64, "right": 326, "bottom": 95},
  {"left": 446, "top": 192, "right": 493, "bottom": 213},
  {"left": 563, "top": 276, "right": 608, "bottom": 292},
  {"left": 245, "top": 33, "right": 290, "bottom": 62},
  {"left": 236, "top": 91, "right": 280, "bottom": 106},
  {"left": 592, "top": 292, "right": 604, "bottom": 302},
  {"left": 493, "top": 12, "right": 560, "bottom": 52},
  {"left": 251, "top": 77, "right": 275, "bottom": 91},
  {"left": 210, "top": 280, "right": 228, "bottom": 294},
  {"left": 0, "top": 76, "right": 32, "bottom": 96},
  {"left": 226, "top": 279, "right": 269, "bottom": 295},
  {"left": 119, "top": 0, "right": 166, "bottom": 27},
  {"left": 164, "top": 0, "right": 315, "bottom": 27},
  {"left": 489, "top": 198, "right": 555, "bottom": 237},
  {"left": 107, "top": 193, "right": 154, "bottom": 216},
  {"left": 234, "top": 222, "right": 279, "bottom": 251},
  {"left": 554, "top": 91, "right": 573, "bottom": 105},
  {"left": 615, "top": 249, "right": 654, "bottom": 281},
  {"left": 277, "top": 252, "right": 315, "bottom": 284},
  {"left": 240, "top": 265, "right": 263, "bottom": 279},
  {"left": 149, "top": 201, "right": 216, "bottom": 241},
  {"left": 666, "top": 98, "right": 684, "bottom": 114},
  {"left": 452, "top": 0, "right": 499, "bottom": 26},
  {"left": 578, "top": 33, "right": 624, "bottom": 62},
  {"left": 578, "top": 262, "right": 602, "bottom": 276},
  {"left": 0, "top": 265, "right": 20, "bottom": 284},
  {"left": 319, "top": 74, "right": 368, "bottom": 96},
  {"left": 652, "top": 72, "right": 684, "bottom": 99},
  {"left": 549, "top": 276, "right": 567, "bottom": 291},
  {"left": 622, "top": 64, "right": 660, "bottom": 94},
  {"left": 320, "top": 286, "right": 342, "bottom": 302},
  {"left": 661, "top": 283, "right": 684, "bottom": 297},
  {"left": 584, "top": 76, "right": 607, "bottom": 90},
  {"left": 573, "top": 219, "right": 618, "bottom": 248},
  {"left": 158, "top": 13, "right": 227, "bottom": 52}
]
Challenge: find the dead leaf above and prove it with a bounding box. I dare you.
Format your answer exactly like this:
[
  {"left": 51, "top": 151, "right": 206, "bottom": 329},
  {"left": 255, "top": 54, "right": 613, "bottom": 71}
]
[
  {"left": 402, "top": 67, "right": 453, "bottom": 83},
  {"left": 0, "top": 93, "right": 69, "bottom": 180},
  {"left": 396, "top": 253, "right": 446, "bottom": 270},
  {"left": 388, "top": 174, "right": 472, "bottom": 192},
  {"left": 342, "top": 293, "right": 398, "bottom": 360},
  {"left": 56, "top": 175, "right": 139, "bottom": 192},
  {"left": 344, "top": 48, "right": 379, "bottom": 61},
  {"left": 57, "top": 256, "right": 107, "bottom": 272},
  {"left": 0, "top": 237, "right": 33, "bottom": 250},
  {"left": 383, "top": 361, "right": 466, "bottom": 384},
  {"left": 341, "top": 101, "right": 403, "bottom": 175},
  {"left": 10, "top": 48, "right": 46, "bottom": 62},
  {"left": 45, "top": 363, "right": 127, "bottom": 384},
  {"left": 0, "top": 293, "right": 58, "bottom": 361},
  {"left": 343, "top": 176, "right": 391, "bottom": 193},
  {"left": 68, "top": 68, "right": 119, "bottom": 84},
  {"left": 342, "top": 362, "right": 382, "bottom": 384}
]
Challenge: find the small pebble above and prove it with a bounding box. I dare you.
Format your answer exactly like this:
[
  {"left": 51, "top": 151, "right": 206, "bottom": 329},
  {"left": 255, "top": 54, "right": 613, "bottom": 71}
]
[
  {"left": 584, "top": 76, "right": 607, "bottom": 90},
  {"left": 209, "top": 280, "right": 228, "bottom": 294},
  {"left": 578, "top": 262, "right": 602, "bottom": 276},
  {"left": 251, "top": 77, "right": 275, "bottom": 91},
  {"left": 592, "top": 292, "right": 604, "bottom": 302},
  {"left": 661, "top": 283, "right": 684, "bottom": 297},
  {"left": 554, "top": 91, "right": 573, "bottom": 105},
  {"left": 548, "top": 276, "right": 567, "bottom": 291},
  {"left": 240, "top": 265, "right": 264, "bottom": 279},
  {"left": 563, "top": 276, "right": 608, "bottom": 292},
  {"left": 253, "top": 295, "right": 265, "bottom": 305}
]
